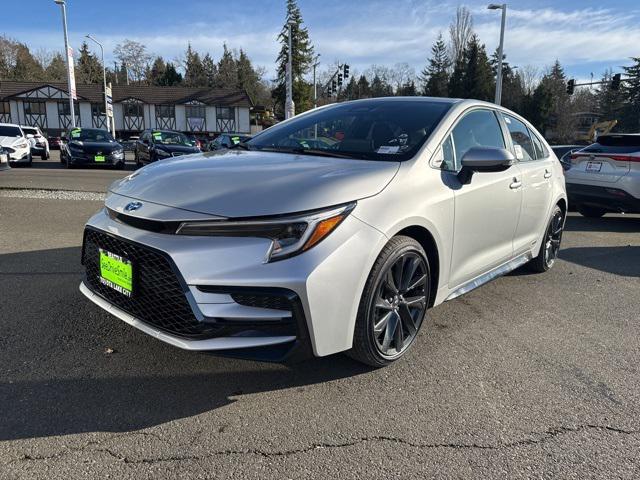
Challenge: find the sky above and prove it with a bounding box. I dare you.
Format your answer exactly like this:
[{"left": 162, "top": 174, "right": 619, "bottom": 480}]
[{"left": 4, "top": 0, "right": 640, "bottom": 84}]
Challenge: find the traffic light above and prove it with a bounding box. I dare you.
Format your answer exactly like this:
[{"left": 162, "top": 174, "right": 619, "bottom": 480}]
[
  {"left": 337, "top": 73, "right": 343, "bottom": 87},
  {"left": 331, "top": 80, "right": 337, "bottom": 94},
  {"left": 566, "top": 79, "right": 575, "bottom": 95},
  {"left": 611, "top": 73, "right": 621, "bottom": 91},
  {"left": 343, "top": 64, "right": 350, "bottom": 79}
]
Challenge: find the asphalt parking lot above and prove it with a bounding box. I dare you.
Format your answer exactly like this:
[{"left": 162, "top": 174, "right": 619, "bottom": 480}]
[{"left": 1, "top": 152, "right": 639, "bottom": 479}]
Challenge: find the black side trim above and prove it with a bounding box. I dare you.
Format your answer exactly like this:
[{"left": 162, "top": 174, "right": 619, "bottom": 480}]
[{"left": 106, "top": 208, "right": 181, "bottom": 234}]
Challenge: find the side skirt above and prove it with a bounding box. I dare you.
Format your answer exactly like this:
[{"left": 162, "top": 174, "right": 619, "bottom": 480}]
[{"left": 445, "top": 251, "right": 533, "bottom": 301}]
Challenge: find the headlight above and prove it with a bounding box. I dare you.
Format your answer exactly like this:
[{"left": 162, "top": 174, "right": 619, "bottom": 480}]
[
  {"left": 15, "top": 142, "right": 28, "bottom": 149},
  {"left": 112, "top": 149, "right": 124, "bottom": 158},
  {"left": 155, "top": 148, "right": 170, "bottom": 157},
  {"left": 69, "top": 141, "right": 84, "bottom": 150},
  {"left": 176, "top": 202, "right": 355, "bottom": 261}
]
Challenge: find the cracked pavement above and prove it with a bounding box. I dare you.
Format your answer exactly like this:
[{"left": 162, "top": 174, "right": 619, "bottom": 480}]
[{"left": 1, "top": 157, "right": 640, "bottom": 479}]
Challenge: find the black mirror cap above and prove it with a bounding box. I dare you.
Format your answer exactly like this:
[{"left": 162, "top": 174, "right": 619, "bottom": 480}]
[{"left": 458, "top": 147, "right": 515, "bottom": 184}]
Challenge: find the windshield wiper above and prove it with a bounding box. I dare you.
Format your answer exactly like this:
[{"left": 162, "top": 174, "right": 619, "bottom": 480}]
[{"left": 257, "top": 146, "right": 366, "bottom": 160}]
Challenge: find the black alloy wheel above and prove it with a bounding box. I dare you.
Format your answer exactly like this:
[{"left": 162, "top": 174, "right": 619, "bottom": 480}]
[
  {"left": 529, "top": 205, "right": 564, "bottom": 272},
  {"left": 349, "top": 236, "right": 430, "bottom": 367}
]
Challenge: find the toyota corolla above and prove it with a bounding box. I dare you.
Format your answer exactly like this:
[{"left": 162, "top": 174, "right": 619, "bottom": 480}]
[{"left": 80, "top": 98, "right": 567, "bottom": 366}]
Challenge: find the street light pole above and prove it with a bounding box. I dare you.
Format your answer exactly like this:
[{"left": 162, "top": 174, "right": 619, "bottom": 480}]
[
  {"left": 285, "top": 18, "right": 296, "bottom": 119},
  {"left": 488, "top": 3, "right": 507, "bottom": 105},
  {"left": 312, "top": 55, "right": 321, "bottom": 109},
  {"left": 54, "top": 0, "right": 76, "bottom": 127},
  {"left": 86, "top": 34, "right": 109, "bottom": 134}
]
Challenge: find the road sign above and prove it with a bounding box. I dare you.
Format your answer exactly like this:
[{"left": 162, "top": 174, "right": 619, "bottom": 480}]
[
  {"left": 67, "top": 46, "right": 77, "bottom": 100},
  {"left": 105, "top": 85, "right": 113, "bottom": 117}
]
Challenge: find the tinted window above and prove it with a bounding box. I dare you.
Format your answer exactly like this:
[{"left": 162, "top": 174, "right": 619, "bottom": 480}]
[
  {"left": 0, "top": 126, "right": 23, "bottom": 137},
  {"left": 69, "top": 128, "right": 114, "bottom": 142},
  {"left": 440, "top": 135, "right": 456, "bottom": 171},
  {"left": 582, "top": 135, "right": 640, "bottom": 154},
  {"left": 248, "top": 99, "right": 452, "bottom": 161},
  {"left": 22, "top": 127, "right": 38, "bottom": 135},
  {"left": 529, "top": 130, "right": 548, "bottom": 159},
  {"left": 451, "top": 109, "right": 505, "bottom": 166},
  {"left": 503, "top": 115, "right": 535, "bottom": 161}
]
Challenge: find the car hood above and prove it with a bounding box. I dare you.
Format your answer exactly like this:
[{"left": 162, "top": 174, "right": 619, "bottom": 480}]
[
  {"left": 70, "top": 141, "right": 121, "bottom": 153},
  {"left": 0, "top": 136, "right": 24, "bottom": 147},
  {"left": 109, "top": 150, "right": 400, "bottom": 217},
  {"left": 155, "top": 144, "right": 199, "bottom": 154}
]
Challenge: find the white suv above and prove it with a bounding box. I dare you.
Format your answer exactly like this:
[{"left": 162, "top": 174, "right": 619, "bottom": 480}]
[
  {"left": 566, "top": 134, "right": 640, "bottom": 216},
  {"left": 0, "top": 123, "right": 31, "bottom": 167},
  {"left": 21, "top": 125, "right": 50, "bottom": 160}
]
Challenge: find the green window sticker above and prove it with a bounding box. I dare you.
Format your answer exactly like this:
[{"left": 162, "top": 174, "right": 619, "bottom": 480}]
[
  {"left": 152, "top": 132, "right": 163, "bottom": 140},
  {"left": 231, "top": 136, "right": 241, "bottom": 145},
  {"left": 71, "top": 128, "right": 81, "bottom": 138}
]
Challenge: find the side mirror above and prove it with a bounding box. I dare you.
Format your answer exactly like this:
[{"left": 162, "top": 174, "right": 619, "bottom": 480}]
[
  {"left": 458, "top": 147, "right": 515, "bottom": 184},
  {"left": 143, "top": 139, "right": 150, "bottom": 145}
]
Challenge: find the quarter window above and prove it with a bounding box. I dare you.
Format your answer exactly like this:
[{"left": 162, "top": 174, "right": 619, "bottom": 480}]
[
  {"left": 503, "top": 115, "right": 536, "bottom": 161},
  {"left": 529, "top": 130, "right": 548, "bottom": 159}
]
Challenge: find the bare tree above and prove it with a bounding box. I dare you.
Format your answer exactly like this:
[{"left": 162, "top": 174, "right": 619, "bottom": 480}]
[
  {"left": 448, "top": 6, "right": 474, "bottom": 63},
  {"left": 518, "top": 64, "right": 540, "bottom": 95},
  {"left": 114, "top": 39, "right": 152, "bottom": 83},
  {"left": 390, "top": 62, "right": 416, "bottom": 92},
  {"left": 33, "top": 48, "right": 55, "bottom": 70},
  {"left": 0, "top": 35, "right": 19, "bottom": 77}
]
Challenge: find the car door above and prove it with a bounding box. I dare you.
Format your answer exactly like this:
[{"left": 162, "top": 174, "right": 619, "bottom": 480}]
[
  {"left": 502, "top": 115, "right": 554, "bottom": 255},
  {"left": 440, "top": 109, "right": 523, "bottom": 289}
]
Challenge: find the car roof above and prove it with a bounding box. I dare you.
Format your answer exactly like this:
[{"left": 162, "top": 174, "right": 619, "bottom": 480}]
[{"left": 0, "top": 123, "right": 22, "bottom": 128}]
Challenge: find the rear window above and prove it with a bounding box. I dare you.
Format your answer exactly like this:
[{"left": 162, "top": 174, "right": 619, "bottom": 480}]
[{"left": 583, "top": 135, "right": 640, "bottom": 154}]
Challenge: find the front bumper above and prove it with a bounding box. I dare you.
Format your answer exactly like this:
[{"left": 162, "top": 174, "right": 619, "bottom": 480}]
[
  {"left": 567, "top": 182, "right": 640, "bottom": 213},
  {"left": 6, "top": 147, "right": 30, "bottom": 162},
  {"left": 68, "top": 152, "right": 124, "bottom": 167},
  {"left": 80, "top": 204, "right": 386, "bottom": 358}
]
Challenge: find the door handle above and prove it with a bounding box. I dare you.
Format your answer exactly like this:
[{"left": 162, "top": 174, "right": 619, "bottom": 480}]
[
  {"left": 544, "top": 169, "right": 552, "bottom": 179},
  {"left": 510, "top": 178, "right": 522, "bottom": 189}
]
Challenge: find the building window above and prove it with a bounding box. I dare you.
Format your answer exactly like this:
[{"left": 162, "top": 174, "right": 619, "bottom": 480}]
[
  {"left": 122, "top": 100, "right": 144, "bottom": 131},
  {"left": 155, "top": 104, "right": 176, "bottom": 130},
  {"left": 57, "top": 101, "right": 81, "bottom": 129},
  {"left": 216, "top": 106, "right": 235, "bottom": 132},
  {"left": 0, "top": 101, "right": 10, "bottom": 123},
  {"left": 23, "top": 100, "right": 48, "bottom": 129},
  {"left": 91, "top": 103, "right": 107, "bottom": 129},
  {"left": 186, "top": 104, "right": 206, "bottom": 132}
]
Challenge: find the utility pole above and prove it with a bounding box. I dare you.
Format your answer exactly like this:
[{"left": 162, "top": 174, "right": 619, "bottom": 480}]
[
  {"left": 488, "top": 3, "right": 507, "bottom": 105},
  {"left": 54, "top": 0, "right": 76, "bottom": 127},
  {"left": 285, "top": 18, "right": 296, "bottom": 119},
  {"left": 86, "top": 34, "right": 109, "bottom": 134}
]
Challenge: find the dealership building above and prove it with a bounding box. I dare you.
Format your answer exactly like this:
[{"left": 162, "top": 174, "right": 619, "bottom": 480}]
[{"left": 0, "top": 81, "right": 253, "bottom": 138}]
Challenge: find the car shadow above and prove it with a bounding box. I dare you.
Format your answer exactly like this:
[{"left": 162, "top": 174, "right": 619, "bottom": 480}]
[
  {"left": 0, "top": 247, "right": 372, "bottom": 441},
  {"left": 559, "top": 246, "right": 640, "bottom": 278},
  {"left": 564, "top": 214, "right": 640, "bottom": 233}
]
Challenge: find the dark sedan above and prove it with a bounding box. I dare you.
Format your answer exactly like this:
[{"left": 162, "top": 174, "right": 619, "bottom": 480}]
[
  {"left": 60, "top": 128, "right": 125, "bottom": 169},
  {"left": 134, "top": 129, "right": 200, "bottom": 167}
]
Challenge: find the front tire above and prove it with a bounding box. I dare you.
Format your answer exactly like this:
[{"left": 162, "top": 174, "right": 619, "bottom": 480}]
[
  {"left": 529, "top": 205, "right": 564, "bottom": 273},
  {"left": 348, "top": 236, "right": 430, "bottom": 367},
  {"left": 577, "top": 205, "right": 606, "bottom": 218}
]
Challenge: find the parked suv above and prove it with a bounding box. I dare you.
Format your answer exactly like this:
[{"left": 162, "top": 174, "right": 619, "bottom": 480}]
[
  {"left": 134, "top": 129, "right": 200, "bottom": 166},
  {"left": 80, "top": 98, "right": 567, "bottom": 367},
  {"left": 60, "top": 128, "right": 125, "bottom": 169},
  {"left": 0, "top": 123, "right": 31, "bottom": 166},
  {"left": 565, "top": 134, "right": 640, "bottom": 217},
  {"left": 21, "top": 125, "right": 50, "bottom": 160}
]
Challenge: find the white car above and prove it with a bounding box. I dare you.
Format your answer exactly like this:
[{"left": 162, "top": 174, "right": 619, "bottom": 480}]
[
  {"left": 80, "top": 98, "right": 567, "bottom": 366},
  {"left": 21, "top": 125, "right": 50, "bottom": 160},
  {"left": 0, "top": 123, "right": 31, "bottom": 167},
  {"left": 565, "top": 134, "right": 640, "bottom": 216}
]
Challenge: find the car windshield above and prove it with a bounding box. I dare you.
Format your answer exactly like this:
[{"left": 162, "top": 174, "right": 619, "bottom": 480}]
[
  {"left": 70, "top": 128, "right": 114, "bottom": 142},
  {"left": 247, "top": 99, "right": 452, "bottom": 161},
  {"left": 152, "top": 131, "right": 193, "bottom": 146},
  {"left": 0, "top": 126, "right": 23, "bottom": 137}
]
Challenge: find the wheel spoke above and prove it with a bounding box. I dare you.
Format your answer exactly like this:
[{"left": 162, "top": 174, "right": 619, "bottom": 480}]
[
  {"left": 375, "top": 298, "right": 393, "bottom": 311},
  {"left": 393, "top": 257, "right": 405, "bottom": 293},
  {"left": 404, "top": 295, "right": 426, "bottom": 306},
  {"left": 385, "top": 269, "right": 398, "bottom": 294},
  {"left": 393, "top": 312, "right": 404, "bottom": 351},
  {"left": 400, "top": 256, "right": 420, "bottom": 292},
  {"left": 406, "top": 274, "right": 427, "bottom": 292},
  {"left": 398, "top": 304, "right": 417, "bottom": 336},
  {"left": 381, "top": 312, "right": 398, "bottom": 352},
  {"left": 374, "top": 311, "right": 393, "bottom": 334}
]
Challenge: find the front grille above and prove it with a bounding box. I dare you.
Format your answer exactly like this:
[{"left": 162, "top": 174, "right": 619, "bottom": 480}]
[{"left": 82, "top": 227, "right": 220, "bottom": 338}]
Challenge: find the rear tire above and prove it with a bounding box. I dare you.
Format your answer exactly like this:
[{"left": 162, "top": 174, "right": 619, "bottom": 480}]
[
  {"left": 577, "top": 205, "right": 606, "bottom": 218},
  {"left": 347, "top": 236, "right": 430, "bottom": 367},
  {"left": 529, "top": 205, "right": 564, "bottom": 273}
]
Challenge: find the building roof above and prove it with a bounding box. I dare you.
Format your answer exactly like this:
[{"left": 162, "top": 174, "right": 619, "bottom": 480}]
[{"left": 0, "top": 81, "right": 252, "bottom": 107}]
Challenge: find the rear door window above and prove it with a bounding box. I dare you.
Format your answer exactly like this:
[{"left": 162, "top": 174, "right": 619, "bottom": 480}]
[{"left": 503, "top": 115, "right": 536, "bottom": 161}]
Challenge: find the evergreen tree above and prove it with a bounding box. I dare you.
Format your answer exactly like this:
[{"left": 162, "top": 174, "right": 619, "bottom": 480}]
[
  {"left": 448, "top": 56, "right": 466, "bottom": 98},
  {"left": 342, "top": 76, "right": 358, "bottom": 100},
  {"left": 163, "top": 62, "right": 182, "bottom": 86},
  {"left": 596, "top": 69, "right": 625, "bottom": 124},
  {"left": 215, "top": 44, "right": 238, "bottom": 89},
  {"left": 491, "top": 49, "right": 525, "bottom": 113},
  {"left": 202, "top": 53, "right": 217, "bottom": 87},
  {"left": 621, "top": 57, "right": 640, "bottom": 131},
  {"left": 149, "top": 56, "right": 167, "bottom": 86},
  {"left": 370, "top": 74, "right": 393, "bottom": 97},
  {"left": 44, "top": 52, "right": 66, "bottom": 81},
  {"left": 76, "top": 42, "right": 103, "bottom": 83},
  {"left": 184, "top": 43, "right": 206, "bottom": 87},
  {"left": 236, "top": 49, "right": 269, "bottom": 104},
  {"left": 397, "top": 81, "right": 418, "bottom": 96},
  {"left": 539, "top": 60, "right": 574, "bottom": 142},
  {"left": 274, "top": 0, "right": 315, "bottom": 115},
  {"left": 460, "top": 35, "right": 494, "bottom": 101},
  {"left": 420, "top": 33, "right": 450, "bottom": 97},
  {"left": 523, "top": 81, "right": 553, "bottom": 133},
  {"left": 12, "top": 43, "right": 44, "bottom": 81}
]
